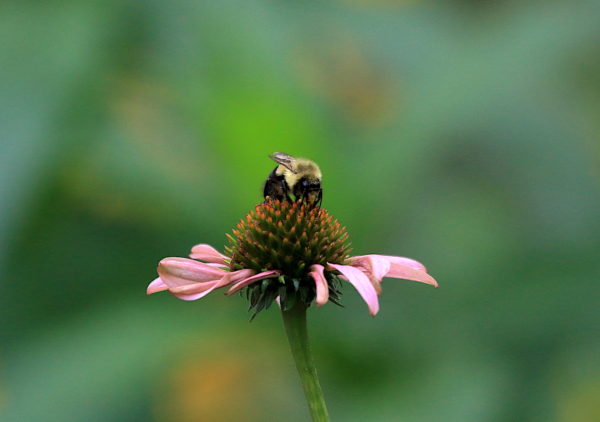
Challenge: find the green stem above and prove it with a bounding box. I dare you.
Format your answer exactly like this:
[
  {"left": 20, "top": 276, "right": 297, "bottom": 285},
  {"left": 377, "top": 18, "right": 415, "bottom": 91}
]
[{"left": 281, "top": 303, "right": 331, "bottom": 422}]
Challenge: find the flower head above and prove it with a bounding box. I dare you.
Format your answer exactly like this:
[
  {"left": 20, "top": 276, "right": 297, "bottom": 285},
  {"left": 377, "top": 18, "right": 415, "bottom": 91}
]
[{"left": 148, "top": 200, "right": 437, "bottom": 317}]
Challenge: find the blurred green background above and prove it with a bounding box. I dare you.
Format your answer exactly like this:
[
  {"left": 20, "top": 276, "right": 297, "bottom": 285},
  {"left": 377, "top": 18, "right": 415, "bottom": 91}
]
[{"left": 1, "top": 1, "right": 599, "bottom": 421}]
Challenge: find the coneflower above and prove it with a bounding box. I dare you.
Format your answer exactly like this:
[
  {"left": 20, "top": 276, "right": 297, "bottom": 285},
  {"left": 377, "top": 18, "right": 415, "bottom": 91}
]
[
  {"left": 148, "top": 199, "right": 437, "bottom": 422},
  {"left": 149, "top": 200, "right": 436, "bottom": 315}
]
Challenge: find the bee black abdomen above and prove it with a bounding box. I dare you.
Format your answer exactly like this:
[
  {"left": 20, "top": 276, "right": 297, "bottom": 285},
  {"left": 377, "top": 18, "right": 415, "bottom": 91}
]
[{"left": 263, "top": 167, "right": 289, "bottom": 202}]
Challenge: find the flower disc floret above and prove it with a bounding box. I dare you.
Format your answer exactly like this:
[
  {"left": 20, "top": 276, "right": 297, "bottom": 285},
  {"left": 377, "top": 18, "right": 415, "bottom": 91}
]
[
  {"left": 226, "top": 200, "right": 351, "bottom": 277},
  {"left": 225, "top": 200, "right": 351, "bottom": 314}
]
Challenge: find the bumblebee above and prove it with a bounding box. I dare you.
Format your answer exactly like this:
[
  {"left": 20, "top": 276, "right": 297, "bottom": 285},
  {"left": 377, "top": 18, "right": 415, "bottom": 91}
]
[{"left": 263, "top": 152, "right": 323, "bottom": 207}]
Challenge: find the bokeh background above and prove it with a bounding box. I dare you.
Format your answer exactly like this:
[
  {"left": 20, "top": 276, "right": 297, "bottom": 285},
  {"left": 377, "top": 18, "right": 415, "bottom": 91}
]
[{"left": 2, "top": 1, "right": 600, "bottom": 421}]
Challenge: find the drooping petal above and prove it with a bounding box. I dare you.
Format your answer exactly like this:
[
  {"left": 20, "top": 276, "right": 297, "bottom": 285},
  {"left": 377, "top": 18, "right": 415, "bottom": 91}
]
[
  {"left": 328, "top": 263, "right": 379, "bottom": 316},
  {"left": 158, "top": 257, "right": 226, "bottom": 288},
  {"left": 147, "top": 277, "right": 168, "bottom": 295},
  {"left": 170, "top": 280, "right": 221, "bottom": 301},
  {"left": 205, "top": 263, "right": 228, "bottom": 269},
  {"left": 352, "top": 254, "right": 437, "bottom": 287},
  {"left": 223, "top": 269, "right": 256, "bottom": 286},
  {"left": 189, "top": 244, "right": 229, "bottom": 264},
  {"left": 349, "top": 255, "right": 390, "bottom": 281},
  {"left": 169, "top": 269, "right": 255, "bottom": 301},
  {"left": 349, "top": 255, "right": 390, "bottom": 292},
  {"left": 309, "top": 264, "right": 329, "bottom": 307},
  {"left": 379, "top": 255, "right": 427, "bottom": 272},
  {"left": 385, "top": 260, "right": 438, "bottom": 288},
  {"left": 225, "top": 270, "right": 282, "bottom": 295}
]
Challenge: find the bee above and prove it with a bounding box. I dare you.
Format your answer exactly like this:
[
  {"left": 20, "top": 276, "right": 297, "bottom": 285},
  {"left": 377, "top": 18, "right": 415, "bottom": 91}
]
[{"left": 263, "top": 152, "right": 323, "bottom": 207}]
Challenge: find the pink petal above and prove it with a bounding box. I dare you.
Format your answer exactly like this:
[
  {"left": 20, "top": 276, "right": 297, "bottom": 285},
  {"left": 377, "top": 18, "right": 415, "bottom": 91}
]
[
  {"left": 309, "top": 264, "right": 329, "bottom": 307},
  {"left": 205, "top": 263, "right": 228, "bottom": 269},
  {"left": 147, "top": 277, "right": 168, "bottom": 295},
  {"left": 386, "top": 262, "right": 438, "bottom": 288},
  {"left": 378, "top": 255, "right": 427, "bottom": 271},
  {"left": 157, "top": 257, "right": 226, "bottom": 288},
  {"left": 352, "top": 254, "right": 437, "bottom": 287},
  {"left": 349, "top": 255, "right": 391, "bottom": 284},
  {"left": 169, "top": 269, "right": 255, "bottom": 301},
  {"left": 189, "top": 244, "right": 229, "bottom": 264},
  {"left": 328, "top": 263, "right": 379, "bottom": 316},
  {"left": 225, "top": 270, "right": 282, "bottom": 295},
  {"left": 170, "top": 280, "right": 221, "bottom": 301},
  {"left": 224, "top": 269, "right": 256, "bottom": 285}
]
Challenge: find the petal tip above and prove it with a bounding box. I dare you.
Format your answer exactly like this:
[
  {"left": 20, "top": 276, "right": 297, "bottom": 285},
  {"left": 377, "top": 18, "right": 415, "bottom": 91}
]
[{"left": 147, "top": 277, "right": 168, "bottom": 295}]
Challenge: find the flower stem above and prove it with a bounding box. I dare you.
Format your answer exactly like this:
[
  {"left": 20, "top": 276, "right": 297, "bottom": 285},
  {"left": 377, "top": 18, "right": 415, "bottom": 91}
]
[{"left": 281, "top": 303, "right": 331, "bottom": 422}]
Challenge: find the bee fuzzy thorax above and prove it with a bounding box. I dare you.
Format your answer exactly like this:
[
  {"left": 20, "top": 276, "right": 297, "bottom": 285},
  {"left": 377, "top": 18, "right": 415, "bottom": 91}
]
[{"left": 279, "top": 159, "right": 322, "bottom": 186}]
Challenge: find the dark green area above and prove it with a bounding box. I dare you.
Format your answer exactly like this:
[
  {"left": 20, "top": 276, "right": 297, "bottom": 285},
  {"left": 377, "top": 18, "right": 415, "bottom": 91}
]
[{"left": 1, "top": 1, "right": 599, "bottom": 422}]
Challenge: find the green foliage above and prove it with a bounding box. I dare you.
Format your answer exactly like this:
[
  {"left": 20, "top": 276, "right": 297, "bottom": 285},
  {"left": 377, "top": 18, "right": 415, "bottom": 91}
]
[{"left": 2, "top": 1, "right": 600, "bottom": 422}]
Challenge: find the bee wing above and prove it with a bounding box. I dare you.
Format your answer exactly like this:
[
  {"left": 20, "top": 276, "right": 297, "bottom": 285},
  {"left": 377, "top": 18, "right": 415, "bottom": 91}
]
[{"left": 269, "top": 152, "right": 297, "bottom": 173}]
